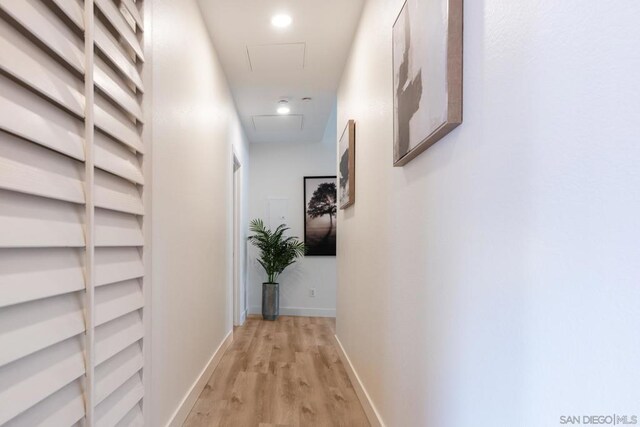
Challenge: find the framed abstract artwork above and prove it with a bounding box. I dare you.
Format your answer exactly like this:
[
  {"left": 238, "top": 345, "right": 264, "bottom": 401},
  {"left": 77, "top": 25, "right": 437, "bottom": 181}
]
[
  {"left": 392, "top": 0, "right": 463, "bottom": 166},
  {"left": 339, "top": 120, "right": 355, "bottom": 209},
  {"left": 304, "top": 176, "right": 337, "bottom": 256}
]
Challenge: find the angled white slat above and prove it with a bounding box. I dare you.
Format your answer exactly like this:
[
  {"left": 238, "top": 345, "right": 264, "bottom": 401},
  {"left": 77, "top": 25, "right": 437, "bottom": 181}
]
[
  {"left": 95, "top": 209, "right": 143, "bottom": 247},
  {"left": 115, "top": 403, "right": 143, "bottom": 427},
  {"left": 95, "top": 132, "right": 144, "bottom": 184},
  {"left": 95, "top": 279, "right": 143, "bottom": 326},
  {"left": 95, "top": 247, "right": 143, "bottom": 287},
  {"left": 0, "top": 0, "right": 84, "bottom": 73},
  {"left": 118, "top": 4, "right": 137, "bottom": 32},
  {"left": 95, "top": 0, "right": 144, "bottom": 61},
  {"left": 95, "top": 343, "right": 142, "bottom": 403},
  {"left": 0, "top": 78, "right": 85, "bottom": 161},
  {"left": 0, "top": 132, "right": 85, "bottom": 204},
  {"left": 95, "top": 20, "right": 143, "bottom": 92},
  {"left": 0, "top": 293, "right": 85, "bottom": 367},
  {"left": 0, "top": 157, "right": 83, "bottom": 204},
  {"left": 0, "top": 337, "right": 85, "bottom": 425},
  {"left": 95, "top": 95, "right": 143, "bottom": 153},
  {"left": 0, "top": 248, "right": 84, "bottom": 308},
  {"left": 95, "top": 374, "right": 143, "bottom": 427},
  {"left": 120, "top": 0, "right": 143, "bottom": 31},
  {"left": 50, "top": 0, "right": 84, "bottom": 30},
  {"left": 4, "top": 380, "right": 85, "bottom": 427},
  {"left": 0, "top": 21, "right": 84, "bottom": 116},
  {"left": 95, "top": 56, "right": 143, "bottom": 122},
  {"left": 94, "top": 186, "right": 143, "bottom": 215},
  {"left": 95, "top": 168, "right": 143, "bottom": 215},
  {"left": 0, "top": 190, "right": 85, "bottom": 248},
  {"left": 95, "top": 312, "right": 143, "bottom": 365}
]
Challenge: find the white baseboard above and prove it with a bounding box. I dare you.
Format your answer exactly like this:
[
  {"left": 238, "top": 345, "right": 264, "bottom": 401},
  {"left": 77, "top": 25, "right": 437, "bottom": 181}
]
[
  {"left": 166, "top": 329, "right": 234, "bottom": 427},
  {"left": 333, "top": 334, "right": 385, "bottom": 427},
  {"left": 249, "top": 306, "right": 336, "bottom": 317}
]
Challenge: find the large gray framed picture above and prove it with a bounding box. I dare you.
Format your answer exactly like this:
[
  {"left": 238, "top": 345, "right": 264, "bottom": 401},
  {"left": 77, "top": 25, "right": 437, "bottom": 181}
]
[
  {"left": 393, "top": 0, "right": 463, "bottom": 166},
  {"left": 339, "top": 120, "right": 355, "bottom": 209}
]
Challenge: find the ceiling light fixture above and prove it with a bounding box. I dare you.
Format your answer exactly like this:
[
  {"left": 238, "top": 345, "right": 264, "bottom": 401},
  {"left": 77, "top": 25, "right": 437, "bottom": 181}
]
[
  {"left": 271, "top": 14, "right": 292, "bottom": 28},
  {"left": 277, "top": 100, "right": 290, "bottom": 115}
]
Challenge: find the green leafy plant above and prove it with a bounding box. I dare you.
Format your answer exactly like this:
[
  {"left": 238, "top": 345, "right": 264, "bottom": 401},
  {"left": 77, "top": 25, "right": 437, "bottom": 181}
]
[{"left": 248, "top": 219, "right": 306, "bottom": 283}]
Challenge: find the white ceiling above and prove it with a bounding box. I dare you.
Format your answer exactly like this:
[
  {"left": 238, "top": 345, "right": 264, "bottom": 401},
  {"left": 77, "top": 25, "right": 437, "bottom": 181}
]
[{"left": 198, "top": 0, "right": 365, "bottom": 144}]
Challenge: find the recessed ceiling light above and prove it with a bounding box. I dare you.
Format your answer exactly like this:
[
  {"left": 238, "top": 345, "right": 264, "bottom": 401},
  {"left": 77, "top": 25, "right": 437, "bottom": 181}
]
[
  {"left": 277, "top": 106, "right": 291, "bottom": 115},
  {"left": 271, "top": 14, "right": 292, "bottom": 28},
  {"left": 277, "top": 100, "right": 290, "bottom": 115}
]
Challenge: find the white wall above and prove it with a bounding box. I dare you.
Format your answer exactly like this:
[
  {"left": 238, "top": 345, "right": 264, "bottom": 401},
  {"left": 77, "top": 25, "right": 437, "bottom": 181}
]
[
  {"left": 248, "top": 112, "right": 337, "bottom": 317},
  {"left": 150, "top": 0, "right": 249, "bottom": 425},
  {"left": 337, "top": 1, "right": 640, "bottom": 426}
]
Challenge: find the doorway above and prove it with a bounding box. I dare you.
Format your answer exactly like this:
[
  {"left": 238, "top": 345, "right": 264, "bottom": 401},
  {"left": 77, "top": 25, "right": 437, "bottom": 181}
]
[{"left": 232, "top": 152, "right": 245, "bottom": 326}]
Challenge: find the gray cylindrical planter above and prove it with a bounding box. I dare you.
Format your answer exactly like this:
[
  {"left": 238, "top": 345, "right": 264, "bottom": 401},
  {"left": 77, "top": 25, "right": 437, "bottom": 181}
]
[{"left": 262, "top": 282, "right": 279, "bottom": 321}]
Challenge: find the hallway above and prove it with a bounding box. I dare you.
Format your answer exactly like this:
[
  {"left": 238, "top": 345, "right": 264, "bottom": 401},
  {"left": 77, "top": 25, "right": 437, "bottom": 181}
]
[
  {"left": 1, "top": 0, "right": 640, "bottom": 425},
  {"left": 184, "top": 317, "right": 369, "bottom": 427}
]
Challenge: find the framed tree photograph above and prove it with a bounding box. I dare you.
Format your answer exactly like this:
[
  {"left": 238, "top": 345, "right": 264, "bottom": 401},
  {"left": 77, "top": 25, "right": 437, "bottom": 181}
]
[
  {"left": 392, "top": 0, "right": 463, "bottom": 166},
  {"left": 339, "top": 120, "right": 355, "bottom": 209},
  {"left": 304, "top": 176, "right": 337, "bottom": 256}
]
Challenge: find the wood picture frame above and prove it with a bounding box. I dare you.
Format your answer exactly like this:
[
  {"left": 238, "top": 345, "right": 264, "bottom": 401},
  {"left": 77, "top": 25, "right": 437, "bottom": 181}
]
[
  {"left": 392, "top": 0, "right": 463, "bottom": 167},
  {"left": 338, "top": 120, "right": 355, "bottom": 209},
  {"left": 304, "top": 176, "right": 337, "bottom": 256}
]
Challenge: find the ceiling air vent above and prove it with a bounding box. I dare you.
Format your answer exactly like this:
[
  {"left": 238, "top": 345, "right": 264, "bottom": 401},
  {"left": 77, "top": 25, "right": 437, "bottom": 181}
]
[{"left": 246, "top": 43, "right": 306, "bottom": 72}]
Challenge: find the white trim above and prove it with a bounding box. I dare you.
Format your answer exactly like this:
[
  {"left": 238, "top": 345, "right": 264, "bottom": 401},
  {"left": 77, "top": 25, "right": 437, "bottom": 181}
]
[
  {"left": 232, "top": 151, "right": 243, "bottom": 326},
  {"left": 141, "top": 1, "right": 154, "bottom": 424},
  {"left": 333, "top": 334, "right": 385, "bottom": 427},
  {"left": 165, "top": 330, "right": 234, "bottom": 427},
  {"left": 83, "top": 2, "right": 96, "bottom": 423},
  {"left": 249, "top": 306, "right": 336, "bottom": 317}
]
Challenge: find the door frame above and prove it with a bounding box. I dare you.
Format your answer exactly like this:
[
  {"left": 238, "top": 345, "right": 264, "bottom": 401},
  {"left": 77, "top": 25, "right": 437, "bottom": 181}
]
[{"left": 232, "top": 151, "right": 244, "bottom": 326}]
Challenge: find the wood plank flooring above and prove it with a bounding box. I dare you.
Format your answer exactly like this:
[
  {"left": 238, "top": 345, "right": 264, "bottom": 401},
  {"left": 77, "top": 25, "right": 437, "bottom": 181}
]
[{"left": 183, "top": 316, "right": 370, "bottom": 427}]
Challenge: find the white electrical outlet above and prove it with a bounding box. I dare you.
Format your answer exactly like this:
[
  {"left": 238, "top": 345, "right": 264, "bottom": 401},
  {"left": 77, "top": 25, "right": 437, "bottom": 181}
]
[{"left": 309, "top": 288, "right": 316, "bottom": 297}]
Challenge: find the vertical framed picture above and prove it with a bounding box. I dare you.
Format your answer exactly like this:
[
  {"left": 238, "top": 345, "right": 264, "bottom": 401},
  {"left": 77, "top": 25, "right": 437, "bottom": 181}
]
[
  {"left": 339, "top": 120, "right": 355, "bottom": 209},
  {"left": 393, "top": 0, "right": 463, "bottom": 166},
  {"left": 304, "top": 176, "right": 337, "bottom": 256}
]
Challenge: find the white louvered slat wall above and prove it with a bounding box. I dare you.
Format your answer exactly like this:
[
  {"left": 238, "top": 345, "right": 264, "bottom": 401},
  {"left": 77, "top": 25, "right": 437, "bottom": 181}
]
[{"left": 0, "top": 0, "right": 148, "bottom": 426}]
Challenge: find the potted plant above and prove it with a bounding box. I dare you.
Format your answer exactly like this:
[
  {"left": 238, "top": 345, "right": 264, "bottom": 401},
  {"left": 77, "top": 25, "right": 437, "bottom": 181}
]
[{"left": 248, "top": 219, "right": 305, "bottom": 320}]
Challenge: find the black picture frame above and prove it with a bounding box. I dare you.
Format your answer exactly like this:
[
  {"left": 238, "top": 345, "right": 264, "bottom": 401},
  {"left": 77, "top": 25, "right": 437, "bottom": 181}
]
[{"left": 303, "top": 176, "right": 337, "bottom": 256}]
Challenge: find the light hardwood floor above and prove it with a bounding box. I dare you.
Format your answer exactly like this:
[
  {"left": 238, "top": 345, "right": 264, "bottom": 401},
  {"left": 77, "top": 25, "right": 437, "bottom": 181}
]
[{"left": 183, "top": 316, "right": 370, "bottom": 427}]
